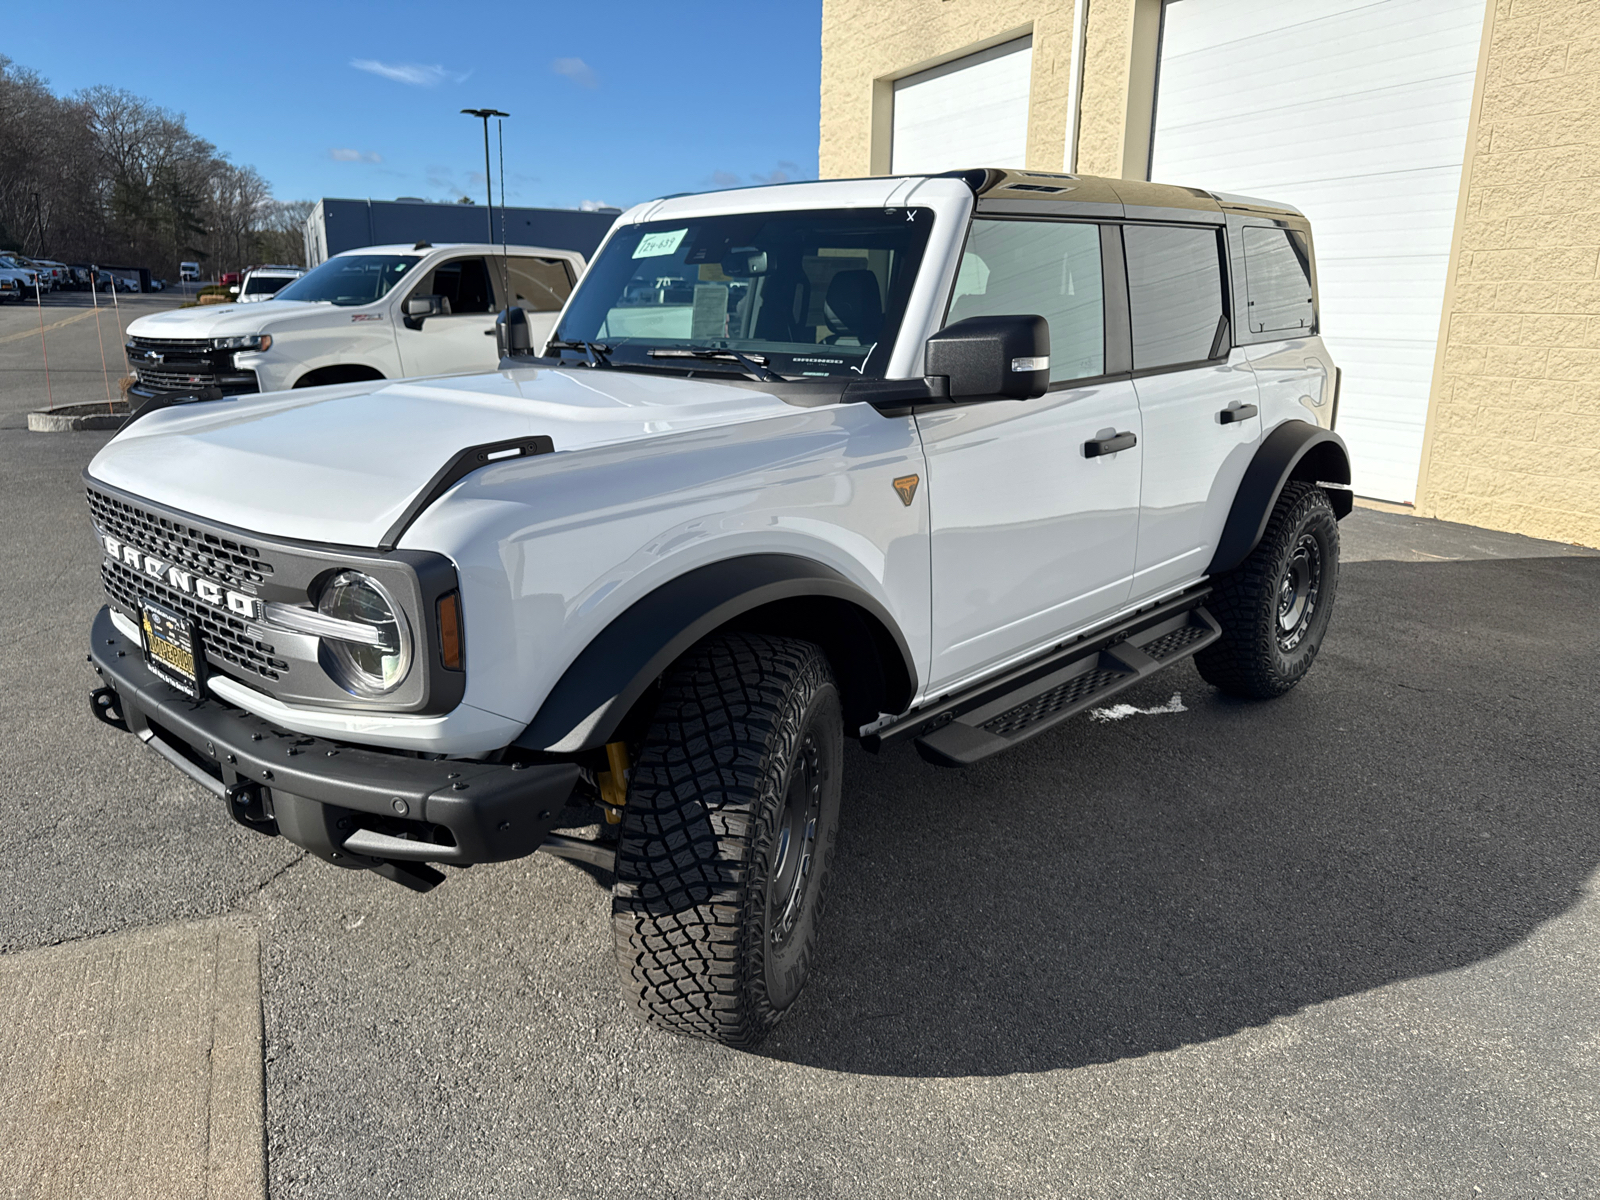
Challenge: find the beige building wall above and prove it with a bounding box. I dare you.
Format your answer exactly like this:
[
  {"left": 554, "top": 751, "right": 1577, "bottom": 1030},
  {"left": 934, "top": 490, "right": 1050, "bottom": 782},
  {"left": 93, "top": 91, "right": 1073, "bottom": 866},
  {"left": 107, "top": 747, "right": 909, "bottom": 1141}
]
[
  {"left": 1414, "top": 0, "right": 1600, "bottom": 547},
  {"left": 819, "top": 0, "right": 1078, "bottom": 179},
  {"left": 819, "top": 0, "right": 1600, "bottom": 547}
]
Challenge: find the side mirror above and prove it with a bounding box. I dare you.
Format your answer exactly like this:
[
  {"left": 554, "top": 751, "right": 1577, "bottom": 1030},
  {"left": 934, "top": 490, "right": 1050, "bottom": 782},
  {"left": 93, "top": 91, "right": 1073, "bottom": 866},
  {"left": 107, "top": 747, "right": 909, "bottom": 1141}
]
[
  {"left": 924, "top": 315, "right": 1050, "bottom": 401},
  {"left": 228, "top": 285, "right": 239, "bottom": 295},
  {"left": 403, "top": 294, "right": 449, "bottom": 329},
  {"left": 495, "top": 306, "right": 531, "bottom": 359}
]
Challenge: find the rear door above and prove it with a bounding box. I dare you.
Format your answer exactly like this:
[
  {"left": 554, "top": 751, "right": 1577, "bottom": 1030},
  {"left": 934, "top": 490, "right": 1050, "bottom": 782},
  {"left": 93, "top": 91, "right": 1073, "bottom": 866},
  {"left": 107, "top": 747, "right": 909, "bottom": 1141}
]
[
  {"left": 919, "top": 217, "right": 1142, "bottom": 691},
  {"left": 499, "top": 255, "right": 577, "bottom": 353},
  {"left": 394, "top": 255, "right": 501, "bottom": 378},
  {"left": 1125, "top": 222, "right": 1262, "bottom": 601}
]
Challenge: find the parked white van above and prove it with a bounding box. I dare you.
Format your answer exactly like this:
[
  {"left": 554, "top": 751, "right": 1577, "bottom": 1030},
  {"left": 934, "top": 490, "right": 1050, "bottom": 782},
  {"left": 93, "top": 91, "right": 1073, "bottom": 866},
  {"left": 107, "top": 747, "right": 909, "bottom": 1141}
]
[{"left": 122, "top": 242, "right": 587, "bottom": 402}]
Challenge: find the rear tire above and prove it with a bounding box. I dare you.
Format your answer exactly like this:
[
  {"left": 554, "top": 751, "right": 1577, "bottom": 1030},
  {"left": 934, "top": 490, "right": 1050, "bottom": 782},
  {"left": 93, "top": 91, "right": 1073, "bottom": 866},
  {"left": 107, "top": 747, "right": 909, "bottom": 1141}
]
[
  {"left": 611, "top": 633, "right": 843, "bottom": 1048},
  {"left": 1195, "top": 481, "right": 1340, "bottom": 699}
]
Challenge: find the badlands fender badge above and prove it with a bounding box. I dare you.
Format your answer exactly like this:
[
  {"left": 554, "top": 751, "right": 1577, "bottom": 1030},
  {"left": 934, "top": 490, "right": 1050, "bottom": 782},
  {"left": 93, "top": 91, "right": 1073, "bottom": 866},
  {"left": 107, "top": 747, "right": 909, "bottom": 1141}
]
[{"left": 892, "top": 475, "right": 919, "bottom": 507}]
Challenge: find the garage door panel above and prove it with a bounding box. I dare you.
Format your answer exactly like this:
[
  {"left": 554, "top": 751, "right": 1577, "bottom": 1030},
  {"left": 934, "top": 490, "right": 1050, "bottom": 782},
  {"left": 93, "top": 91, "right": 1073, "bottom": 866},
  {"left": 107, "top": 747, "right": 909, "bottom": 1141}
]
[
  {"left": 891, "top": 38, "right": 1032, "bottom": 176},
  {"left": 1152, "top": 0, "right": 1486, "bottom": 502}
]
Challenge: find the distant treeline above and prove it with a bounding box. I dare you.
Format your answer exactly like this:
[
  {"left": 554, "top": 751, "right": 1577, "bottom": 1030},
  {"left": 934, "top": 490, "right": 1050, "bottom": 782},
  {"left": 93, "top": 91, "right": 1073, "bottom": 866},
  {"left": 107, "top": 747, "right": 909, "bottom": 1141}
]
[{"left": 0, "top": 56, "right": 309, "bottom": 275}]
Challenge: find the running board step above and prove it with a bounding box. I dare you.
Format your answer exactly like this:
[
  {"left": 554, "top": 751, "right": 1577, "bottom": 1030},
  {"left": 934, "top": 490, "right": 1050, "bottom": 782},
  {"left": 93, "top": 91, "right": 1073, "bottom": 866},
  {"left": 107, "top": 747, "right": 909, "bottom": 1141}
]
[{"left": 908, "top": 602, "right": 1221, "bottom": 768}]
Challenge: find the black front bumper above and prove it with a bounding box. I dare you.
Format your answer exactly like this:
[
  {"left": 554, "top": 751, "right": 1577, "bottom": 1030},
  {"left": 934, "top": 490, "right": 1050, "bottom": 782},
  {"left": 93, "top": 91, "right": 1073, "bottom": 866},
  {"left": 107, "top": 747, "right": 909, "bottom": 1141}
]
[{"left": 88, "top": 606, "right": 580, "bottom": 887}]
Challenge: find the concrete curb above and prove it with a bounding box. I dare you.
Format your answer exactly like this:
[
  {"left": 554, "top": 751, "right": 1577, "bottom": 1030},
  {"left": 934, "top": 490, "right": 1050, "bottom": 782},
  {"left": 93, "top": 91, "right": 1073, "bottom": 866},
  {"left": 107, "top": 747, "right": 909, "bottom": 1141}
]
[{"left": 27, "top": 403, "right": 129, "bottom": 432}]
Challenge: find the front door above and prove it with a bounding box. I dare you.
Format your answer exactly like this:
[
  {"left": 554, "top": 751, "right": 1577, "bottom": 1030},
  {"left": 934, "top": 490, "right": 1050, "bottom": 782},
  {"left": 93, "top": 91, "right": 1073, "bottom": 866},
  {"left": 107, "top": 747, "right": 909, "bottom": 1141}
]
[
  {"left": 920, "top": 217, "right": 1142, "bottom": 691},
  {"left": 394, "top": 255, "right": 501, "bottom": 378}
]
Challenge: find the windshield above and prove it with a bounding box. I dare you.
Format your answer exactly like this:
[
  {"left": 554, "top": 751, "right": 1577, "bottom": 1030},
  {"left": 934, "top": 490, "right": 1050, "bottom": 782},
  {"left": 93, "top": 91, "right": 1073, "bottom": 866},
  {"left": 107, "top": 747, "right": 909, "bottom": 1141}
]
[
  {"left": 244, "top": 274, "right": 295, "bottom": 295},
  {"left": 555, "top": 208, "right": 934, "bottom": 379},
  {"left": 273, "top": 255, "right": 417, "bottom": 306}
]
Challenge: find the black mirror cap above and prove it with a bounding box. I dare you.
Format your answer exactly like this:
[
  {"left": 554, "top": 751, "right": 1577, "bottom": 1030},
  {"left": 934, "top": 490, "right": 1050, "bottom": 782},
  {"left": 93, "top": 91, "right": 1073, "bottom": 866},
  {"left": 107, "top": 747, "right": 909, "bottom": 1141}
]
[
  {"left": 495, "top": 306, "right": 531, "bottom": 357},
  {"left": 925, "top": 314, "right": 1050, "bottom": 401}
]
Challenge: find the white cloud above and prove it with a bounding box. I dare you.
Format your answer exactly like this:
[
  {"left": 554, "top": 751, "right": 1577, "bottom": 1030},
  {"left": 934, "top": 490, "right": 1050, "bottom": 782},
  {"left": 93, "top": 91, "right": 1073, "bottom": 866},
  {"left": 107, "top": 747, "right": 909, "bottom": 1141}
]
[
  {"left": 329, "top": 148, "right": 382, "bottom": 163},
  {"left": 709, "top": 170, "right": 741, "bottom": 189},
  {"left": 579, "top": 199, "right": 615, "bottom": 211},
  {"left": 750, "top": 160, "right": 804, "bottom": 185},
  {"left": 350, "top": 59, "right": 472, "bottom": 87},
  {"left": 551, "top": 58, "right": 598, "bottom": 89}
]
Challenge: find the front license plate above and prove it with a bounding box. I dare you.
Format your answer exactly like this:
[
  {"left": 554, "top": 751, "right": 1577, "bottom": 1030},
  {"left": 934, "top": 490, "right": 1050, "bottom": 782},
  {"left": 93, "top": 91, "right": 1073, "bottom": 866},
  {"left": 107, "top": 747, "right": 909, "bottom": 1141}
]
[{"left": 139, "top": 600, "right": 203, "bottom": 697}]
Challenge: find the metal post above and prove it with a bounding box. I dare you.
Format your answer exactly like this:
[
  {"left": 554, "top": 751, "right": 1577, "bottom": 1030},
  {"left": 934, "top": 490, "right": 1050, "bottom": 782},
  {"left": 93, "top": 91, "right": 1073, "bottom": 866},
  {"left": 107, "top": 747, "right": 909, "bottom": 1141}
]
[
  {"left": 89, "top": 270, "right": 114, "bottom": 407},
  {"left": 461, "top": 109, "right": 509, "bottom": 243},
  {"left": 34, "top": 275, "right": 54, "bottom": 411}
]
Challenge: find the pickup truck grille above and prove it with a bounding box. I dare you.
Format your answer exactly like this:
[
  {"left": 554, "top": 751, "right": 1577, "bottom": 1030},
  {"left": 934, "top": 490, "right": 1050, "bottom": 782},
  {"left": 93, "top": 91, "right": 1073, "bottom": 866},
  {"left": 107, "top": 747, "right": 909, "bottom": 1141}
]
[
  {"left": 125, "top": 336, "right": 259, "bottom": 395},
  {"left": 87, "top": 486, "right": 274, "bottom": 589},
  {"left": 100, "top": 557, "right": 289, "bottom": 682},
  {"left": 127, "top": 335, "right": 212, "bottom": 353}
]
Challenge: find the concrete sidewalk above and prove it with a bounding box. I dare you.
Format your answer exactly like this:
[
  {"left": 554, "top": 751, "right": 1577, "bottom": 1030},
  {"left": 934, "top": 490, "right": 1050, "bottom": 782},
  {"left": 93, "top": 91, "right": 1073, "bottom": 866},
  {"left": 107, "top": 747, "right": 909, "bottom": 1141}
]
[{"left": 0, "top": 919, "right": 265, "bottom": 1200}]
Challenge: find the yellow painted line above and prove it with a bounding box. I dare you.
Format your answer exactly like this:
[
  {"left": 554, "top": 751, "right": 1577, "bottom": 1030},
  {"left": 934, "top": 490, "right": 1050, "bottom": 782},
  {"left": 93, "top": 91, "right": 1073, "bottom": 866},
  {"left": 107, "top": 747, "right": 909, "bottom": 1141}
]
[{"left": 0, "top": 306, "right": 103, "bottom": 346}]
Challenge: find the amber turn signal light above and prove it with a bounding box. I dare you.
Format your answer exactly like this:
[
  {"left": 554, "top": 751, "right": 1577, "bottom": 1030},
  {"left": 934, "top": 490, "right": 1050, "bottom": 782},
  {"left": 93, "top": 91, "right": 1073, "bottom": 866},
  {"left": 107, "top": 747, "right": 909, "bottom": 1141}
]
[{"left": 437, "top": 592, "right": 463, "bottom": 670}]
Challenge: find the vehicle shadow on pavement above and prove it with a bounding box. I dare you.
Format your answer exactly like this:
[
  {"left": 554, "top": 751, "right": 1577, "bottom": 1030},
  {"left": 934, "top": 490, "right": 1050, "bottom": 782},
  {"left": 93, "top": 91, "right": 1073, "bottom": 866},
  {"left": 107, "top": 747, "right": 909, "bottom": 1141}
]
[{"left": 761, "top": 554, "right": 1600, "bottom": 1077}]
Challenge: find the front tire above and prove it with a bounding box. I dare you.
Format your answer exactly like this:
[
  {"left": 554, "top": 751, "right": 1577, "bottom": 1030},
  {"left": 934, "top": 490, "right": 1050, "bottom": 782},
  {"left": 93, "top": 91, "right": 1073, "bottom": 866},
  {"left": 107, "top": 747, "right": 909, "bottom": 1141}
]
[
  {"left": 1195, "top": 481, "right": 1340, "bottom": 698},
  {"left": 611, "top": 633, "right": 843, "bottom": 1048}
]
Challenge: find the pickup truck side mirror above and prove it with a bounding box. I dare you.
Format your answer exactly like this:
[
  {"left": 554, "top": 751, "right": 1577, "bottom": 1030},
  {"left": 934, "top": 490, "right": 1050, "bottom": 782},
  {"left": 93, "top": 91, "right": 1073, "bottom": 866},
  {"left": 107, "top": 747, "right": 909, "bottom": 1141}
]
[
  {"left": 403, "top": 293, "right": 450, "bottom": 329},
  {"left": 228, "top": 285, "right": 239, "bottom": 295},
  {"left": 925, "top": 315, "right": 1050, "bottom": 401},
  {"left": 495, "top": 306, "right": 531, "bottom": 359}
]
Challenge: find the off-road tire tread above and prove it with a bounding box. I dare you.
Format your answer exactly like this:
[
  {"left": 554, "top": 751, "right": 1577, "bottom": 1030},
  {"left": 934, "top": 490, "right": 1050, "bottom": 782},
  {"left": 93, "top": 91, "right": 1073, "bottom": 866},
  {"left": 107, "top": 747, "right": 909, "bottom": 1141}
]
[
  {"left": 611, "top": 632, "right": 837, "bottom": 1048},
  {"left": 1196, "top": 481, "right": 1339, "bottom": 698}
]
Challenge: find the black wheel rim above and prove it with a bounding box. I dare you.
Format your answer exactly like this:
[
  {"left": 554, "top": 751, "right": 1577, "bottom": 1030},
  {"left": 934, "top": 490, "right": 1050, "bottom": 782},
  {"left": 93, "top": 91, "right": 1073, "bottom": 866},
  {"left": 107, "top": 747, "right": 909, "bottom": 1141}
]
[
  {"left": 770, "top": 731, "right": 822, "bottom": 948},
  {"left": 1277, "top": 532, "right": 1322, "bottom": 652}
]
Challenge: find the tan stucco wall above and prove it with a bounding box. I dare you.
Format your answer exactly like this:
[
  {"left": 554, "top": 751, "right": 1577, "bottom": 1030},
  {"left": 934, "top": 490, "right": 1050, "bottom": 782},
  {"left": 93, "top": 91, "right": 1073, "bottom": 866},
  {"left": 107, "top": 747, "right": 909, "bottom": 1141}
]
[
  {"left": 1074, "top": 0, "right": 1162, "bottom": 179},
  {"left": 819, "top": 0, "right": 1077, "bottom": 179},
  {"left": 1415, "top": 0, "right": 1600, "bottom": 547}
]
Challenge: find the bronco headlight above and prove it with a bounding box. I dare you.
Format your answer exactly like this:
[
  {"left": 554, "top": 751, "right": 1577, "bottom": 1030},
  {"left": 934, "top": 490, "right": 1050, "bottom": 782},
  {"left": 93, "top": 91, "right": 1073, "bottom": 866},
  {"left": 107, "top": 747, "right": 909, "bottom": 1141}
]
[
  {"left": 316, "top": 571, "right": 412, "bottom": 696},
  {"left": 213, "top": 333, "right": 272, "bottom": 352}
]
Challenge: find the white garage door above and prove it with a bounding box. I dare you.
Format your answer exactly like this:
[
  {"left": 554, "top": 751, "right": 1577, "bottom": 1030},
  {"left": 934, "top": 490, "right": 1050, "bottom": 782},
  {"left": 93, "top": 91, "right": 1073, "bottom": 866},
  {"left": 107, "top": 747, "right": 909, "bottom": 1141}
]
[
  {"left": 1150, "top": 0, "right": 1485, "bottom": 503},
  {"left": 892, "top": 37, "right": 1033, "bottom": 176}
]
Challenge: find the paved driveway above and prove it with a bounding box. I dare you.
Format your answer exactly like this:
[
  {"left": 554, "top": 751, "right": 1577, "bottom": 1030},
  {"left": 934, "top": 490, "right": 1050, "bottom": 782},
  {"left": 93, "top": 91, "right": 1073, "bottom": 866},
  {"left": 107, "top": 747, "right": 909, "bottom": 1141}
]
[{"left": 2, "top": 398, "right": 1596, "bottom": 1196}]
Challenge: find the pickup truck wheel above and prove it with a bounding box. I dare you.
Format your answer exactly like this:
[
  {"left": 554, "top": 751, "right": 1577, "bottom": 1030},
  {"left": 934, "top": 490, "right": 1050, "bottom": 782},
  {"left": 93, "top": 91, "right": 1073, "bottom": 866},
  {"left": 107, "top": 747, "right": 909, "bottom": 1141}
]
[
  {"left": 611, "top": 633, "right": 842, "bottom": 1048},
  {"left": 1196, "top": 481, "right": 1340, "bottom": 699}
]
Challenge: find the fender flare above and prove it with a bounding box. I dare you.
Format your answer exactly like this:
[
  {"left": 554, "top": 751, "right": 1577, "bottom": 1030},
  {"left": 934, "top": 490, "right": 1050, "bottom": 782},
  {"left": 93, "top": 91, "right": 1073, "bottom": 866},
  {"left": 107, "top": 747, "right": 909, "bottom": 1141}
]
[
  {"left": 516, "top": 554, "right": 918, "bottom": 754},
  {"left": 1208, "top": 422, "right": 1353, "bottom": 576}
]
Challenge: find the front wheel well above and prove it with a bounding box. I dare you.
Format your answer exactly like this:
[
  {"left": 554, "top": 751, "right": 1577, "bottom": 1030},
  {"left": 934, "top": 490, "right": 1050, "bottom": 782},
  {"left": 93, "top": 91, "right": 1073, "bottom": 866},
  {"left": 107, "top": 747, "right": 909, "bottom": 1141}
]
[{"left": 294, "top": 363, "right": 386, "bottom": 389}]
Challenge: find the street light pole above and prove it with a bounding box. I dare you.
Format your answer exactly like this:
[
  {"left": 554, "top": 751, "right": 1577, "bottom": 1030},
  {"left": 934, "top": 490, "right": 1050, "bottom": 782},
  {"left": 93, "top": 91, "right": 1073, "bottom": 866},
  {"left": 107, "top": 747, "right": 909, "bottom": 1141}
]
[{"left": 461, "top": 108, "right": 509, "bottom": 243}]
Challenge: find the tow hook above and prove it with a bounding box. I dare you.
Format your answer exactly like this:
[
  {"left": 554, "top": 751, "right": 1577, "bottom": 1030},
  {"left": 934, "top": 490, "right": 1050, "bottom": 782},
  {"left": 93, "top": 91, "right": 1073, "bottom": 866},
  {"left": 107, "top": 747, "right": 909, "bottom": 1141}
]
[
  {"left": 90, "top": 686, "right": 129, "bottom": 732},
  {"left": 225, "top": 779, "right": 278, "bottom": 836}
]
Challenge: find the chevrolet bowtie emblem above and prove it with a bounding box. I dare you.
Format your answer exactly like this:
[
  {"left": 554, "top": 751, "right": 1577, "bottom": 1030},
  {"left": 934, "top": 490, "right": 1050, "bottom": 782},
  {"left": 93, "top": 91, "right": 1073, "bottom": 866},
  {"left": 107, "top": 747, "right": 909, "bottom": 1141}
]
[{"left": 892, "top": 474, "right": 919, "bottom": 507}]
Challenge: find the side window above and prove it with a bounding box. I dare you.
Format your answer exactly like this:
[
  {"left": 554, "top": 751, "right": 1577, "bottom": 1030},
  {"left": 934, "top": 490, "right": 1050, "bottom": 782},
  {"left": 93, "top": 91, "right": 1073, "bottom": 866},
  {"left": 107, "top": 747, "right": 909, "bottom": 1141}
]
[
  {"left": 1242, "top": 226, "right": 1314, "bottom": 334},
  {"left": 1123, "top": 224, "right": 1226, "bottom": 370},
  {"left": 505, "top": 256, "right": 574, "bottom": 313},
  {"left": 947, "top": 219, "right": 1104, "bottom": 383},
  {"left": 419, "top": 257, "right": 495, "bottom": 315}
]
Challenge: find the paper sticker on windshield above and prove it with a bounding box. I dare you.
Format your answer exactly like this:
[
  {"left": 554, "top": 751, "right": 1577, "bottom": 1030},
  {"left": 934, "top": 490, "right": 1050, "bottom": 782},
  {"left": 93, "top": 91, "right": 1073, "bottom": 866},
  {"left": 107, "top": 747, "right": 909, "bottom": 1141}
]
[{"left": 633, "top": 228, "right": 688, "bottom": 259}]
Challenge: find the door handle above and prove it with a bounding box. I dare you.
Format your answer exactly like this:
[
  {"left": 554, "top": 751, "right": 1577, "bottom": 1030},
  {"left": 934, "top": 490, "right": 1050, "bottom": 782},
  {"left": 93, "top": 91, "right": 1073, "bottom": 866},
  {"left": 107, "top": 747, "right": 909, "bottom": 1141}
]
[
  {"left": 1219, "top": 403, "right": 1258, "bottom": 425},
  {"left": 1084, "top": 431, "right": 1137, "bottom": 457}
]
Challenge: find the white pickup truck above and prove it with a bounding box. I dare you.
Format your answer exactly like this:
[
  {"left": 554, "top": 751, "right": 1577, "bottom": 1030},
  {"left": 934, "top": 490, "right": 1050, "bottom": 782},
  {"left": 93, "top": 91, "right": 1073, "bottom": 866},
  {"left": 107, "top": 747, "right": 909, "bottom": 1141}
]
[{"left": 122, "top": 242, "right": 587, "bottom": 403}]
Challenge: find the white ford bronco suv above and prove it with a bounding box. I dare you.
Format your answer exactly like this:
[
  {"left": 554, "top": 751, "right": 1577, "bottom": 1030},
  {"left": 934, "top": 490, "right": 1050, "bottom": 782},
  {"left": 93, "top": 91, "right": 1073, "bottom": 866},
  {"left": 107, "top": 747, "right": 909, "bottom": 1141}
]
[
  {"left": 122, "top": 242, "right": 586, "bottom": 407},
  {"left": 85, "top": 170, "right": 1349, "bottom": 1047}
]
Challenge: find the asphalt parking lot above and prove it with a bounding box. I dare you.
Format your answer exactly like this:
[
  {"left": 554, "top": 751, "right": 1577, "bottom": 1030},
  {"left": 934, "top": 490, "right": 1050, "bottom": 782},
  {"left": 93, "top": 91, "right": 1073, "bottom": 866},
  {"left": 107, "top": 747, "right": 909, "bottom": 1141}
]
[{"left": 2, "top": 306, "right": 1598, "bottom": 1198}]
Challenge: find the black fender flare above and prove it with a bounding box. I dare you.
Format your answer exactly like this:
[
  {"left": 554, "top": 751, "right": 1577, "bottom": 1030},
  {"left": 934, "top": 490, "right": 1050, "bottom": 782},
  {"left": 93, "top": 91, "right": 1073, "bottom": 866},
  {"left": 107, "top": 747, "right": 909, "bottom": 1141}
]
[
  {"left": 516, "top": 554, "right": 918, "bottom": 753},
  {"left": 1208, "top": 422, "right": 1353, "bottom": 576}
]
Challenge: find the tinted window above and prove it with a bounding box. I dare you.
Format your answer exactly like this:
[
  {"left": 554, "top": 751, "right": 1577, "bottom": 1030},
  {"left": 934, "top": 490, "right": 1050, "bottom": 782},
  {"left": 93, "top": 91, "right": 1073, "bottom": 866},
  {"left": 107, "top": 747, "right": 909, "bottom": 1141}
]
[
  {"left": 1242, "top": 226, "right": 1314, "bottom": 334},
  {"left": 505, "top": 256, "right": 573, "bottom": 313},
  {"left": 1124, "top": 225, "right": 1225, "bottom": 370},
  {"left": 243, "top": 274, "right": 294, "bottom": 295},
  {"left": 275, "top": 255, "right": 417, "bottom": 306},
  {"left": 421, "top": 257, "right": 495, "bottom": 314},
  {"left": 947, "top": 219, "right": 1104, "bottom": 383}
]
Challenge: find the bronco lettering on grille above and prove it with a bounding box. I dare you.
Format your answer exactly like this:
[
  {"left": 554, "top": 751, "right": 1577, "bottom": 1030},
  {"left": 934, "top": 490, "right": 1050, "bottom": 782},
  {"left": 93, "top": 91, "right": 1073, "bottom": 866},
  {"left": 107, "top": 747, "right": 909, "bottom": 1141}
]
[{"left": 97, "top": 531, "right": 261, "bottom": 619}]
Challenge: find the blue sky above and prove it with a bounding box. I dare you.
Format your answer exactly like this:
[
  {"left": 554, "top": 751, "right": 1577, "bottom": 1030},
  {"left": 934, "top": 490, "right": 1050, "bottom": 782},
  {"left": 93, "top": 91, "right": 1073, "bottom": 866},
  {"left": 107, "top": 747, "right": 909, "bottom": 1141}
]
[{"left": 7, "top": 1, "right": 822, "bottom": 211}]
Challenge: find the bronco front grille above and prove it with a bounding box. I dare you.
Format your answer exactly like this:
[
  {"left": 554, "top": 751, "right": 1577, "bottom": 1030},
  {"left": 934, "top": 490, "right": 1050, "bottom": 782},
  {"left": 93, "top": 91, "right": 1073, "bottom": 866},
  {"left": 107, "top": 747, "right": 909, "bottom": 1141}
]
[
  {"left": 101, "top": 558, "right": 289, "bottom": 682},
  {"left": 87, "top": 487, "right": 273, "bottom": 589}
]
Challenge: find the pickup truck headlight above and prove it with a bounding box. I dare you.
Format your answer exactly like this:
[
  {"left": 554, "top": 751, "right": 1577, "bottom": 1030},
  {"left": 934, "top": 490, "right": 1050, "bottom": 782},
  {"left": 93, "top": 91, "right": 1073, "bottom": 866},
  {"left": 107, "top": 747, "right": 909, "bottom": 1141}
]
[
  {"left": 213, "top": 333, "right": 272, "bottom": 352},
  {"left": 316, "top": 571, "right": 412, "bottom": 695}
]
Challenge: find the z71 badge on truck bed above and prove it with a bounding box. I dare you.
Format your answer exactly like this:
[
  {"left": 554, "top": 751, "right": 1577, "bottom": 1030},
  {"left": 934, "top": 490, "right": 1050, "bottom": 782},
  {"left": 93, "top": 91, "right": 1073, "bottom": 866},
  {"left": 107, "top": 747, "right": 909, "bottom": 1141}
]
[{"left": 85, "top": 168, "right": 1351, "bottom": 1048}]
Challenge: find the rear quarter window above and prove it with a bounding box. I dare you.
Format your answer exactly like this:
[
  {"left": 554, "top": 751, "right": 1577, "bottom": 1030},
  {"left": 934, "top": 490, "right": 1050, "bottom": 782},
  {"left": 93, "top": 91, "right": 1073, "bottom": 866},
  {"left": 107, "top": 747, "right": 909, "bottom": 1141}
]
[{"left": 1242, "top": 226, "right": 1315, "bottom": 335}]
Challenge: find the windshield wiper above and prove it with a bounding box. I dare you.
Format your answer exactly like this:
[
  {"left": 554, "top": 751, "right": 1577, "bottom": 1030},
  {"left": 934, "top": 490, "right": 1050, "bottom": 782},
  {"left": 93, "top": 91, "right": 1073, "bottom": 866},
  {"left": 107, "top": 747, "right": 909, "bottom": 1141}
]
[
  {"left": 648, "top": 346, "right": 786, "bottom": 382},
  {"left": 545, "top": 339, "right": 613, "bottom": 368}
]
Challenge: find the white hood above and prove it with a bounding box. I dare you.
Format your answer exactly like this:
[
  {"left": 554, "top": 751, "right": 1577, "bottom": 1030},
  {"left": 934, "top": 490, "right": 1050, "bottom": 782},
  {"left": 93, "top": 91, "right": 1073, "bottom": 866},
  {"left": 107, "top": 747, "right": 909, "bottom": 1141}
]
[
  {"left": 87, "top": 368, "right": 791, "bottom": 547},
  {"left": 124, "top": 299, "right": 323, "bottom": 339}
]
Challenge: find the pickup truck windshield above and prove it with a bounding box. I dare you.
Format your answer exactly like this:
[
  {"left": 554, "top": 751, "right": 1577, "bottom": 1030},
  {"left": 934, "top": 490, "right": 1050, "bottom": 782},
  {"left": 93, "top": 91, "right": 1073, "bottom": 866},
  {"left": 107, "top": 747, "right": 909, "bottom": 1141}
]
[
  {"left": 555, "top": 208, "right": 934, "bottom": 378},
  {"left": 274, "top": 255, "right": 417, "bottom": 306}
]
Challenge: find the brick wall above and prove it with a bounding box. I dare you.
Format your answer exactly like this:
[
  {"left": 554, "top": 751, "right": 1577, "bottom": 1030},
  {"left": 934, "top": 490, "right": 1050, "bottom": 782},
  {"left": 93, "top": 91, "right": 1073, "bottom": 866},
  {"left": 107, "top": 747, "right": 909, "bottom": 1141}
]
[
  {"left": 1417, "top": 0, "right": 1600, "bottom": 547},
  {"left": 819, "top": 0, "right": 1075, "bottom": 179}
]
